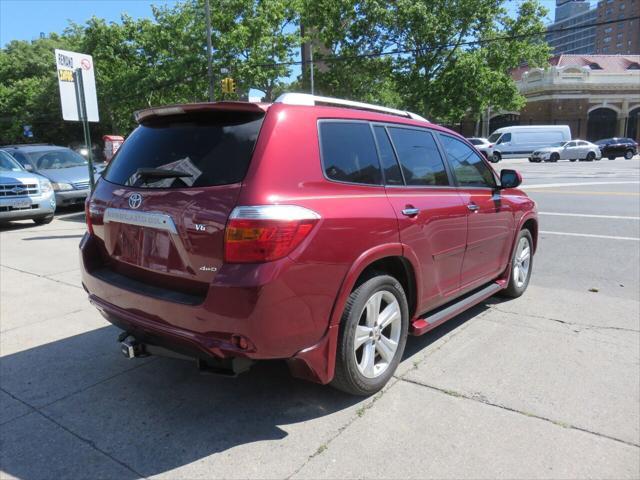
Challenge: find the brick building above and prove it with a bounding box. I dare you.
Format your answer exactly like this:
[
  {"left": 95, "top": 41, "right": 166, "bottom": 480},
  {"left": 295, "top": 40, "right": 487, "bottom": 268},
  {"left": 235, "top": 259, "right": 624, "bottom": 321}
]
[
  {"left": 546, "top": 0, "right": 638, "bottom": 55},
  {"left": 473, "top": 55, "right": 640, "bottom": 141},
  {"left": 594, "top": 0, "right": 640, "bottom": 54}
]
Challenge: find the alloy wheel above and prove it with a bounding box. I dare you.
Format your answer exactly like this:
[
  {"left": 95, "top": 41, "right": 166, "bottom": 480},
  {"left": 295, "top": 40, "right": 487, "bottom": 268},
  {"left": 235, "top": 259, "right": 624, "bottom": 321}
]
[
  {"left": 353, "top": 290, "right": 402, "bottom": 379},
  {"left": 513, "top": 236, "right": 531, "bottom": 288}
]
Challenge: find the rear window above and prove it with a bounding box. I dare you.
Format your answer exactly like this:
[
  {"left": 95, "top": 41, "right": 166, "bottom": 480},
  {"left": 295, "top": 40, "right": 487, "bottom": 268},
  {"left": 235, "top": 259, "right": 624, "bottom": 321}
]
[
  {"left": 319, "top": 121, "right": 382, "bottom": 185},
  {"left": 103, "top": 112, "right": 264, "bottom": 188}
]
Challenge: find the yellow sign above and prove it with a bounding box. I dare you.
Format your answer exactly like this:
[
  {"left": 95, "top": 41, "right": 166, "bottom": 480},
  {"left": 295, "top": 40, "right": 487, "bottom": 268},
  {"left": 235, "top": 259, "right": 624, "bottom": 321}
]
[{"left": 58, "top": 69, "right": 74, "bottom": 82}]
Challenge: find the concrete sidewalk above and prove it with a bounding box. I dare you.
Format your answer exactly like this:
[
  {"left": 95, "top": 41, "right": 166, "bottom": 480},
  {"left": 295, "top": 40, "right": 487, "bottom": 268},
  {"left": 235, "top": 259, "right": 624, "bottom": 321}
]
[{"left": 1, "top": 203, "right": 639, "bottom": 479}]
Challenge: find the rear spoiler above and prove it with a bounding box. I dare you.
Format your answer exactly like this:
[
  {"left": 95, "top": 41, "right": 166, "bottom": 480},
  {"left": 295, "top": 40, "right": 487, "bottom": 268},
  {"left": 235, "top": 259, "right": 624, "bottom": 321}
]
[{"left": 134, "top": 102, "right": 270, "bottom": 124}]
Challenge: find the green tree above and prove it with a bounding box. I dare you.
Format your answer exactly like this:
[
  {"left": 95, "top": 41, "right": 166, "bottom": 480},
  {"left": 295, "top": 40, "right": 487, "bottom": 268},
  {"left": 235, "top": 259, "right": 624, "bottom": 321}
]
[
  {"left": 0, "top": 0, "right": 303, "bottom": 145},
  {"left": 303, "top": 0, "right": 550, "bottom": 122}
]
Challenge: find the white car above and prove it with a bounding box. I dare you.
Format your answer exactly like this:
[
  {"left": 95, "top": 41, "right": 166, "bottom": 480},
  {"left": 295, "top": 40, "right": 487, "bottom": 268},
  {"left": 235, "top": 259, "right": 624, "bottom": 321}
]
[
  {"left": 529, "top": 140, "right": 602, "bottom": 163},
  {"left": 467, "top": 137, "right": 496, "bottom": 162}
]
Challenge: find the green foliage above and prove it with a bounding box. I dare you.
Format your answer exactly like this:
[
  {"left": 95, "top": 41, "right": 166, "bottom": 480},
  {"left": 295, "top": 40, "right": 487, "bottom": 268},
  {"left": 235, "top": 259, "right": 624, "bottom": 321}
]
[
  {"left": 0, "top": 0, "right": 550, "bottom": 145},
  {"left": 0, "top": 0, "right": 302, "bottom": 145},
  {"left": 304, "top": 0, "right": 550, "bottom": 122}
]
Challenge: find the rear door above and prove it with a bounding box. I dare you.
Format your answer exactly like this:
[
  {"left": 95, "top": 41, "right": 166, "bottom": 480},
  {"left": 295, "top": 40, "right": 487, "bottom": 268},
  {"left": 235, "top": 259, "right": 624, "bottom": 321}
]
[
  {"left": 438, "top": 133, "right": 514, "bottom": 289},
  {"left": 576, "top": 141, "right": 591, "bottom": 158},
  {"left": 376, "top": 125, "right": 468, "bottom": 309},
  {"left": 89, "top": 107, "right": 265, "bottom": 288}
]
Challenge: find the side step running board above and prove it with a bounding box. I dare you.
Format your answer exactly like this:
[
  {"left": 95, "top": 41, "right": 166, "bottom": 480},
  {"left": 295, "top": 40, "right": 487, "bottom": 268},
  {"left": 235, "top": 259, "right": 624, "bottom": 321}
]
[{"left": 411, "top": 282, "right": 502, "bottom": 336}]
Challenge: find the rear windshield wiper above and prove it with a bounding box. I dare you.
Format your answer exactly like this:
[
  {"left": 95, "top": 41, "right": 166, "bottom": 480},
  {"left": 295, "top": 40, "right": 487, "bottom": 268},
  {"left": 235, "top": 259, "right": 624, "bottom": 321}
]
[{"left": 135, "top": 167, "right": 193, "bottom": 180}]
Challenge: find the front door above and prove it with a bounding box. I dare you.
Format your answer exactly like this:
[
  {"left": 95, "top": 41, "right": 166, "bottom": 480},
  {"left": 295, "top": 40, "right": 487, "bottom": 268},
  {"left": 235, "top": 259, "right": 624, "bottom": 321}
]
[
  {"left": 373, "top": 125, "right": 468, "bottom": 311},
  {"left": 562, "top": 141, "right": 578, "bottom": 160},
  {"left": 438, "top": 134, "right": 515, "bottom": 289}
]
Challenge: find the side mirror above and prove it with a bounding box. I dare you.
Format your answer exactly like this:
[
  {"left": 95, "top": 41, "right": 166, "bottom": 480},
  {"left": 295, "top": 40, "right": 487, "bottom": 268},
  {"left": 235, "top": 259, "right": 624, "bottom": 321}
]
[
  {"left": 23, "top": 164, "right": 33, "bottom": 171},
  {"left": 500, "top": 169, "right": 522, "bottom": 189}
]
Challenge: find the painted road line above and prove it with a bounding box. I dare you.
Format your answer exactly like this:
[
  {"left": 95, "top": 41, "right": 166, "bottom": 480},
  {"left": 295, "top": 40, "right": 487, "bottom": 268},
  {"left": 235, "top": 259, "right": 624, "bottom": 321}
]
[
  {"left": 539, "top": 212, "right": 640, "bottom": 220},
  {"left": 540, "top": 231, "right": 640, "bottom": 241},
  {"left": 523, "top": 181, "right": 639, "bottom": 189},
  {"left": 528, "top": 190, "right": 639, "bottom": 196}
]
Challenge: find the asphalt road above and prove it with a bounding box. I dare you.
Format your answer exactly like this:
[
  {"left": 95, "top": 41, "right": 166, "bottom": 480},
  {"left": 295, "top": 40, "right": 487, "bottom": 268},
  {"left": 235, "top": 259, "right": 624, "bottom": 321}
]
[{"left": 1, "top": 157, "right": 639, "bottom": 479}]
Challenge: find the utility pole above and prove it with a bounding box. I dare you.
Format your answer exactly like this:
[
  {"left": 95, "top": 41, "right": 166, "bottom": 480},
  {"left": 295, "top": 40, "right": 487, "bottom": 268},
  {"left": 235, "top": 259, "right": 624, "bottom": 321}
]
[
  {"left": 309, "top": 45, "right": 315, "bottom": 95},
  {"left": 73, "top": 68, "right": 95, "bottom": 191},
  {"left": 205, "top": 0, "right": 214, "bottom": 102}
]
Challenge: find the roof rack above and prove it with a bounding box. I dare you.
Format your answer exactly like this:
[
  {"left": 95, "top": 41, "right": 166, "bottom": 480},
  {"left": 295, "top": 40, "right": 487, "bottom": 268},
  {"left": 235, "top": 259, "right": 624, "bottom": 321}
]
[{"left": 274, "top": 93, "right": 428, "bottom": 122}]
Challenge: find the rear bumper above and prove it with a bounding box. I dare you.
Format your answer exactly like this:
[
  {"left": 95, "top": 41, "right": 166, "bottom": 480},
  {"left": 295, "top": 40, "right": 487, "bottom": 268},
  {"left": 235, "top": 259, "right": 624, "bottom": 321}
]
[
  {"left": 0, "top": 192, "right": 56, "bottom": 221},
  {"left": 79, "top": 233, "right": 346, "bottom": 383}
]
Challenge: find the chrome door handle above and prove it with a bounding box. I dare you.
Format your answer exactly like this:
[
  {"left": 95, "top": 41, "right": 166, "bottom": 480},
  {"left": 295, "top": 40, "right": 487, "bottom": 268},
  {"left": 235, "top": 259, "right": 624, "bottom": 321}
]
[
  {"left": 467, "top": 204, "right": 480, "bottom": 212},
  {"left": 401, "top": 208, "right": 420, "bottom": 217}
]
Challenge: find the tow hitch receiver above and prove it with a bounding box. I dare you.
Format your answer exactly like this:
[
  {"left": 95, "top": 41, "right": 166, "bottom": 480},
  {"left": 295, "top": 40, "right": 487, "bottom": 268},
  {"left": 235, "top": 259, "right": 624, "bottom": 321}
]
[{"left": 120, "top": 336, "right": 147, "bottom": 359}]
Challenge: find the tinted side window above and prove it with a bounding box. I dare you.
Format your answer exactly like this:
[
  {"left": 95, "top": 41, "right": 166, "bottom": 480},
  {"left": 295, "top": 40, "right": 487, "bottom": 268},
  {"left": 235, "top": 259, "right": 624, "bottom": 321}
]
[
  {"left": 387, "top": 128, "right": 449, "bottom": 186},
  {"left": 373, "top": 126, "right": 403, "bottom": 185},
  {"left": 440, "top": 135, "right": 497, "bottom": 188},
  {"left": 499, "top": 133, "right": 512, "bottom": 143},
  {"left": 320, "top": 122, "right": 381, "bottom": 185}
]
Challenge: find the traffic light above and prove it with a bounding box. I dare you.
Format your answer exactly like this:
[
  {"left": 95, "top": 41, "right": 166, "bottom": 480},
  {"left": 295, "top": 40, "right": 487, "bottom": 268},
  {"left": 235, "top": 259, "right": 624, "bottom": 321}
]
[{"left": 221, "top": 77, "right": 236, "bottom": 94}]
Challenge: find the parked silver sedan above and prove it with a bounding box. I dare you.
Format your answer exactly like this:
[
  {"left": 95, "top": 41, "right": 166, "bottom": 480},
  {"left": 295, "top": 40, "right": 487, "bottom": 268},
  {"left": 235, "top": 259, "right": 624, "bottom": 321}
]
[
  {"left": 0, "top": 150, "right": 56, "bottom": 225},
  {"left": 1, "top": 145, "right": 93, "bottom": 207},
  {"left": 529, "top": 140, "right": 602, "bottom": 163}
]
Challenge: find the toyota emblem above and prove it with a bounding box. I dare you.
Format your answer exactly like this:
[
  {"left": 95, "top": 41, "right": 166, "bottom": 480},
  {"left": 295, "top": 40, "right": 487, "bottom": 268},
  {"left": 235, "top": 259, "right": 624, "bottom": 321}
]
[{"left": 128, "top": 193, "right": 142, "bottom": 209}]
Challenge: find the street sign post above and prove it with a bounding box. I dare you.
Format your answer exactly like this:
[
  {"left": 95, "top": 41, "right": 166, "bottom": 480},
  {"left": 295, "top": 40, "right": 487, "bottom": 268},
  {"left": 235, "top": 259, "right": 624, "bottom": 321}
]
[{"left": 55, "top": 49, "right": 99, "bottom": 190}]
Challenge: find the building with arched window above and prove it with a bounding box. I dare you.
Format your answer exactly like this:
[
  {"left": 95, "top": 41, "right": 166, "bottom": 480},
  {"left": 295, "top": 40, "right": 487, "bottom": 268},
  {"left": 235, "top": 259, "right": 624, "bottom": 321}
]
[{"left": 511, "top": 54, "right": 640, "bottom": 141}]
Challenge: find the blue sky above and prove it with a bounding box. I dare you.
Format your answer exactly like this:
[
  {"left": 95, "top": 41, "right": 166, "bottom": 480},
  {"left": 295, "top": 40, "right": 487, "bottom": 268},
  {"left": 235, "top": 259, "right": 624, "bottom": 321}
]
[
  {"left": 1, "top": 0, "right": 571, "bottom": 48},
  {"left": 0, "top": 0, "right": 178, "bottom": 46}
]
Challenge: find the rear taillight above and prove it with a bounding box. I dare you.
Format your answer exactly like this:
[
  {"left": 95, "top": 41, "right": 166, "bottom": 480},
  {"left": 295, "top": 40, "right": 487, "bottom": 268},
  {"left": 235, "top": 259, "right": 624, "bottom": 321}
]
[
  {"left": 224, "top": 205, "right": 320, "bottom": 263},
  {"left": 84, "top": 197, "right": 94, "bottom": 235}
]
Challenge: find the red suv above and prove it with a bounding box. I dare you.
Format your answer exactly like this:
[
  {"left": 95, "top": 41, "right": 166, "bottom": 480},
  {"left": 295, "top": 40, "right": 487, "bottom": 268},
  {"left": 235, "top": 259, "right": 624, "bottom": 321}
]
[{"left": 80, "top": 94, "right": 537, "bottom": 395}]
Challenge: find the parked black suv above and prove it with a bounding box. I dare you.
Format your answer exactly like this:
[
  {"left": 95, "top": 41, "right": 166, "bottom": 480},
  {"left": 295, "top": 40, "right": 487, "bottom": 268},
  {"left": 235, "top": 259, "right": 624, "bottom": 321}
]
[{"left": 595, "top": 138, "right": 638, "bottom": 160}]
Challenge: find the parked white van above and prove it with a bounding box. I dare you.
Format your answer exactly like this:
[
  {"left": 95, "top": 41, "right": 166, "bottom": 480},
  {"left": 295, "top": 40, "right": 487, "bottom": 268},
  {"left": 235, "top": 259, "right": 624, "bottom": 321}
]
[{"left": 488, "top": 125, "right": 571, "bottom": 162}]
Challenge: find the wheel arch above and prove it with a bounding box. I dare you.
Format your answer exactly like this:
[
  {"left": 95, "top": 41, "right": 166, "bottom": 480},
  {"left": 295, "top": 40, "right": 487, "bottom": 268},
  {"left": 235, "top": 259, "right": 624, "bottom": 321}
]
[
  {"left": 520, "top": 216, "right": 538, "bottom": 253},
  {"left": 288, "top": 243, "right": 420, "bottom": 385}
]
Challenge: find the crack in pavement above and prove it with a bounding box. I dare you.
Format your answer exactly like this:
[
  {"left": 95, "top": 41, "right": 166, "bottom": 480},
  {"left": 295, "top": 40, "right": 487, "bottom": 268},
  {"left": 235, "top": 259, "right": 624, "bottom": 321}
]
[
  {"left": 285, "top": 377, "right": 399, "bottom": 480},
  {"left": 400, "top": 377, "right": 640, "bottom": 449},
  {"left": 488, "top": 305, "right": 640, "bottom": 333},
  {"left": 0, "top": 387, "right": 147, "bottom": 478},
  {"left": 0, "top": 264, "right": 82, "bottom": 290},
  {"left": 0, "top": 357, "right": 158, "bottom": 428},
  {"left": 288, "top": 308, "right": 486, "bottom": 478}
]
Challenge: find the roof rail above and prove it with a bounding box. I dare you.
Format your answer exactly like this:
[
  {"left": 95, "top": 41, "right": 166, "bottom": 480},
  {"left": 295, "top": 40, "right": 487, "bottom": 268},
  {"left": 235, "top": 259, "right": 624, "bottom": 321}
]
[{"left": 274, "top": 93, "right": 428, "bottom": 122}]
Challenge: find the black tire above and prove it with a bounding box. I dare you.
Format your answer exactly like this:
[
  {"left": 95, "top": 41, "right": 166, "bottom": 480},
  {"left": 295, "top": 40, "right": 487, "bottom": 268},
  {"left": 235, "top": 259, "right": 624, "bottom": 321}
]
[
  {"left": 500, "top": 229, "right": 534, "bottom": 299},
  {"left": 550, "top": 153, "right": 559, "bottom": 162},
  {"left": 586, "top": 152, "right": 595, "bottom": 162},
  {"left": 33, "top": 215, "right": 54, "bottom": 225},
  {"left": 491, "top": 152, "right": 501, "bottom": 163},
  {"left": 625, "top": 150, "right": 634, "bottom": 160},
  {"left": 331, "top": 274, "right": 409, "bottom": 396}
]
